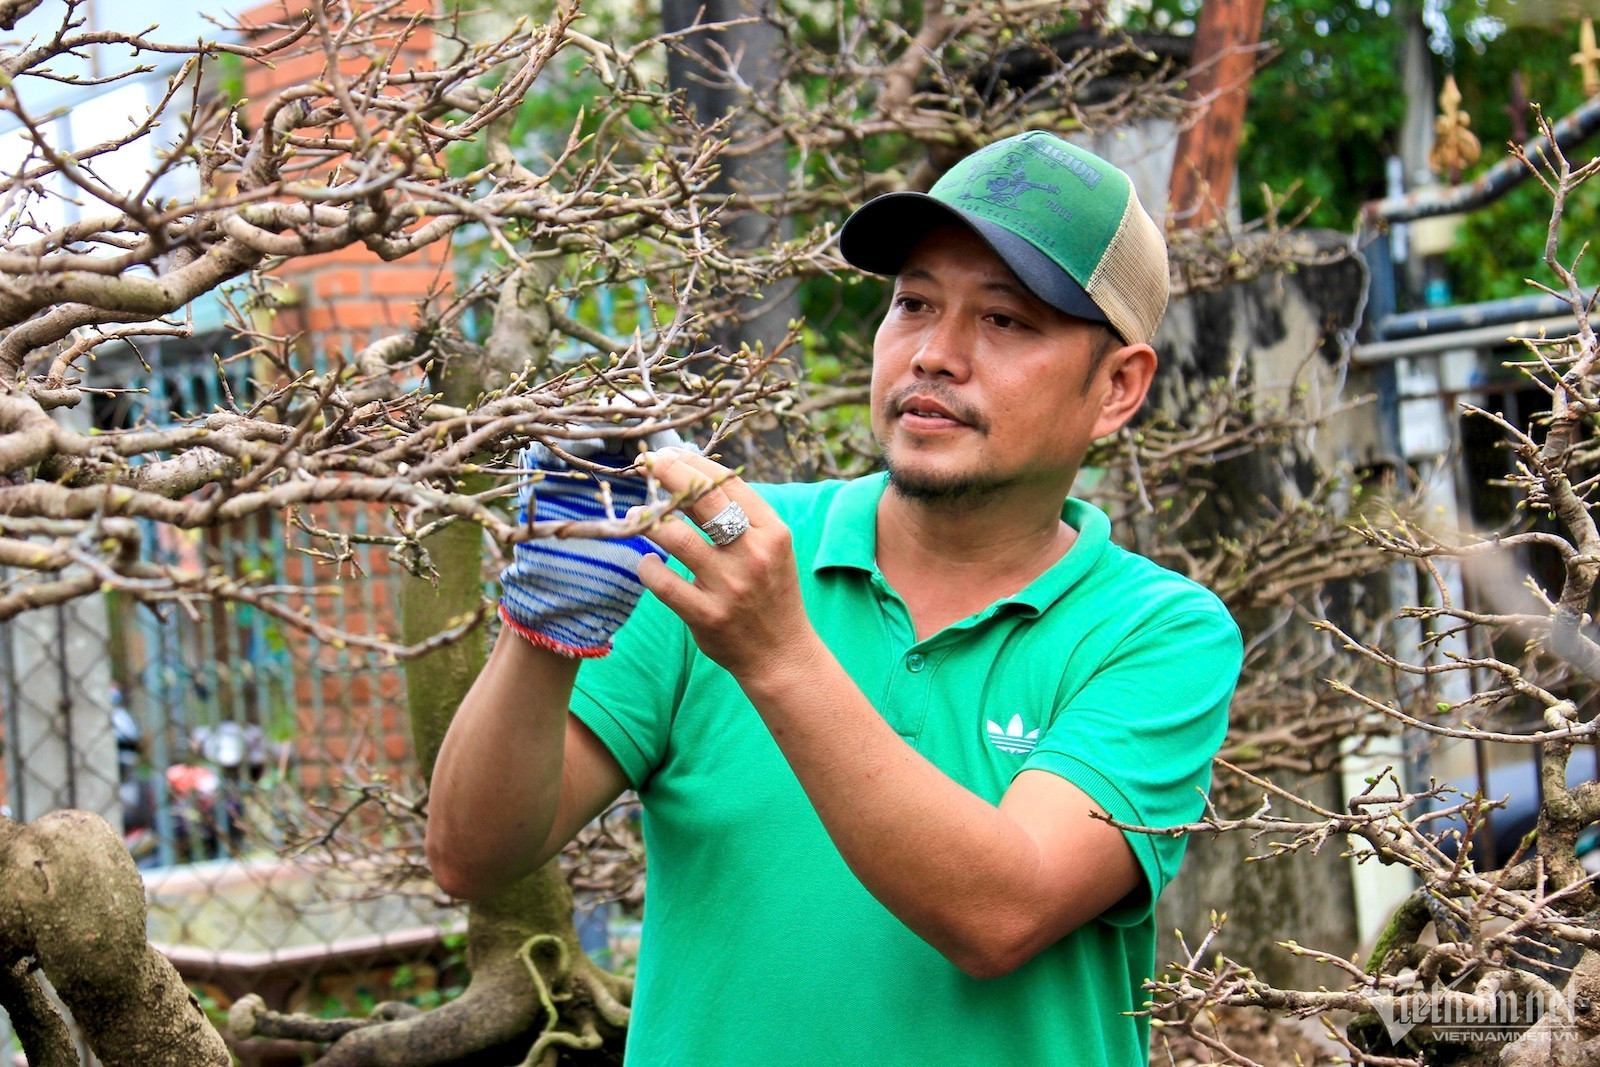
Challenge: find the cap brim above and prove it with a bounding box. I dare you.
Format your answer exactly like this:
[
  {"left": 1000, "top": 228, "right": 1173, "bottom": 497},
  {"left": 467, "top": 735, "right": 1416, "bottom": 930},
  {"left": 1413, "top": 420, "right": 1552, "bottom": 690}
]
[{"left": 838, "top": 192, "right": 1109, "bottom": 328}]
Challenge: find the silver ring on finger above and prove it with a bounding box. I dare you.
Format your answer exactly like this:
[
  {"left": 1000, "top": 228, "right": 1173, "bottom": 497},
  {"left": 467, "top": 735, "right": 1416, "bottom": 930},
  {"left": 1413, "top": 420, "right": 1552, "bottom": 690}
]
[{"left": 699, "top": 501, "right": 751, "bottom": 547}]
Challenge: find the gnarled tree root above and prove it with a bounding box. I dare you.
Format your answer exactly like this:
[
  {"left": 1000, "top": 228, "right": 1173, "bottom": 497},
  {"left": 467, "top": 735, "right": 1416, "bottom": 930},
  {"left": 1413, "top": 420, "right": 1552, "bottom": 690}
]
[
  {"left": 242, "top": 954, "right": 546, "bottom": 1067},
  {"left": 228, "top": 997, "right": 421, "bottom": 1043},
  {"left": 0, "top": 810, "right": 230, "bottom": 1067},
  {"left": 230, "top": 861, "right": 630, "bottom": 1066}
]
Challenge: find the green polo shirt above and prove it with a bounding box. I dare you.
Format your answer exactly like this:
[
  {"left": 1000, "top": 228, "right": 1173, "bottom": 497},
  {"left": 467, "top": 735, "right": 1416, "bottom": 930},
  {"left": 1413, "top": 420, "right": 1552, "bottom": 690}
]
[{"left": 571, "top": 472, "right": 1241, "bottom": 1067}]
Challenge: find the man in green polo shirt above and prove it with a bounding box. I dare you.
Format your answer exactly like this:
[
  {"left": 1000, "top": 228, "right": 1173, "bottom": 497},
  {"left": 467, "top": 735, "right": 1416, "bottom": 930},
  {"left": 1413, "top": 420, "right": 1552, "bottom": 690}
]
[{"left": 427, "top": 131, "right": 1243, "bottom": 1066}]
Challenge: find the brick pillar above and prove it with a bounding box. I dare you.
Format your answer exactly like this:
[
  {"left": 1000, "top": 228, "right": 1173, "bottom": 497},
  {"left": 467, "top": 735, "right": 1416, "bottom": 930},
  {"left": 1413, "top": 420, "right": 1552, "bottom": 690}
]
[{"left": 236, "top": 0, "right": 449, "bottom": 787}]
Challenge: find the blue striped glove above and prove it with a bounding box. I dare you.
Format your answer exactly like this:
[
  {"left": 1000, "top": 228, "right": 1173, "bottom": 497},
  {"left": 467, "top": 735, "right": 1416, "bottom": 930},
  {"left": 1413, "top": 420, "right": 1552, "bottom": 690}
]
[{"left": 498, "top": 431, "right": 684, "bottom": 658}]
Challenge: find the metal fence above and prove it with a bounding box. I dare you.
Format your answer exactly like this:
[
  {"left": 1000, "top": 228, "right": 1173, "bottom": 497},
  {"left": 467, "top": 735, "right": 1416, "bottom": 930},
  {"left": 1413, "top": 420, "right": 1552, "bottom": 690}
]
[{"left": 0, "top": 334, "right": 466, "bottom": 1065}]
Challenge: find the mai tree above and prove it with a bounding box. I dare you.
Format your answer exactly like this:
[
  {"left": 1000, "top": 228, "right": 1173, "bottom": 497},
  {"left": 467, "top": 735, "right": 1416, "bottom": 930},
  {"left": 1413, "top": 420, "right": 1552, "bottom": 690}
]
[{"left": 1145, "top": 121, "right": 1600, "bottom": 1067}]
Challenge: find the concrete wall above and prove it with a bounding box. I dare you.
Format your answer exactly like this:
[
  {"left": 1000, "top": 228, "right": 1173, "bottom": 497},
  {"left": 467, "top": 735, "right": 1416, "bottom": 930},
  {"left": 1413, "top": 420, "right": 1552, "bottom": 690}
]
[{"left": 1153, "top": 230, "right": 1384, "bottom": 473}]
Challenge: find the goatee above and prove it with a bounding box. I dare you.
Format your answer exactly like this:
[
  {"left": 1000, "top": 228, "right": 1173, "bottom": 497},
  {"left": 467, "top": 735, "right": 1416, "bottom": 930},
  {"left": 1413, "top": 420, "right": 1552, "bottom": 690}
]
[{"left": 884, "top": 457, "right": 1010, "bottom": 509}]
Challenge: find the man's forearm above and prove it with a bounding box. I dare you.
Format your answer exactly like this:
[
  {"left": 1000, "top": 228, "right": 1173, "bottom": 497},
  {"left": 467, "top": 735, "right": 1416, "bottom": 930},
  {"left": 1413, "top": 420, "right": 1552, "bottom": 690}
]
[{"left": 425, "top": 628, "right": 577, "bottom": 898}]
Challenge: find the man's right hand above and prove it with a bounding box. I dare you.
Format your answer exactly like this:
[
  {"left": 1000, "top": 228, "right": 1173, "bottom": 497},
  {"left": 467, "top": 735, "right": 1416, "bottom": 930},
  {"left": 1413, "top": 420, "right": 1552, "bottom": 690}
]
[{"left": 498, "top": 428, "right": 685, "bottom": 657}]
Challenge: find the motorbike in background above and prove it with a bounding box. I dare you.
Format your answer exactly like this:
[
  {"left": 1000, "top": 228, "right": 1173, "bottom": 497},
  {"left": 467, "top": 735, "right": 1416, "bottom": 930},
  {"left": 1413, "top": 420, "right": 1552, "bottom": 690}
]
[{"left": 116, "top": 695, "right": 288, "bottom": 866}]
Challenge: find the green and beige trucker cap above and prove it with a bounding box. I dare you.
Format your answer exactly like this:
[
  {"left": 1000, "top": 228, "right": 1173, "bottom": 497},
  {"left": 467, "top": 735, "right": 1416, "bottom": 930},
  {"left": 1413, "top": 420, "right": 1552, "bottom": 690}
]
[{"left": 838, "top": 131, "right": 1169, "bottom": 346}]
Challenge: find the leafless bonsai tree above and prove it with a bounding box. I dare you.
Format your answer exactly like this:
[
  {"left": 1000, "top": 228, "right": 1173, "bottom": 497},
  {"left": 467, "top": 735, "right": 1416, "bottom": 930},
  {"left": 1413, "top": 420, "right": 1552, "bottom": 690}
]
[
  {"left": 0, "top": 0, "right": 1372, "bottom": 1064},
  {"left": 1142, "top": 119, "right": 1600, "bottom": 1067}
]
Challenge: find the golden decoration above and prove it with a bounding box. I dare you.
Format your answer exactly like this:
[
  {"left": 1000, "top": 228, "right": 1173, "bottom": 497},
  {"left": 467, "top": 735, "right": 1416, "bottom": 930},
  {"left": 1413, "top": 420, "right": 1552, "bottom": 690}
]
[
  {"left": 1573, "top": 18, "right": 1600, "bottom": 97},
  {"left": 1429, "top": 75, "right": 1482, "bottom": 178}
]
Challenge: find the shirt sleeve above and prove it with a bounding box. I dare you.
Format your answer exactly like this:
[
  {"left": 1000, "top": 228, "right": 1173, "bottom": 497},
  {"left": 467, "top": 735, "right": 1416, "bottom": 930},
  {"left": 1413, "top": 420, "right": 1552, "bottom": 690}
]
[
  {"left": 569, "top": 581, "right": 693, "bottom": 791},
  {"left": 1019, "top": 599, "right": 1241, "bottom": 926}
]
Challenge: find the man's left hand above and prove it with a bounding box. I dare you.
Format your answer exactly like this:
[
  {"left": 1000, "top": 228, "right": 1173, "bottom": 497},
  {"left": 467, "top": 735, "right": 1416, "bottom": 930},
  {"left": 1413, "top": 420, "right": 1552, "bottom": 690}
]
[{"left": 637, "top": 449, "right": 818, "bottom": 683}]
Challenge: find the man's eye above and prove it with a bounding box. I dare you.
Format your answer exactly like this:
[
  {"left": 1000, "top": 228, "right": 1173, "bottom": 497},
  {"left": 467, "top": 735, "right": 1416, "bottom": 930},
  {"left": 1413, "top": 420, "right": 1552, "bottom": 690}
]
[
  {"left": 895, "top": 296, "right": 927, "bottom": 312},
  {"left": 990, "top": 314, "right": 1018, "bottom": 329}
]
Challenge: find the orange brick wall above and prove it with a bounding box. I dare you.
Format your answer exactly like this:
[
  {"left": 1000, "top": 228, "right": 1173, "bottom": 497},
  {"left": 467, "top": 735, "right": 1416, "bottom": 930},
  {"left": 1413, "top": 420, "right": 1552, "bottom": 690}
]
[
  {"left": 239, "top": 0, "right": 447, "bottom": 357},
  {"left": 280, "top": 508, "right": 416, "bottom": 790}
]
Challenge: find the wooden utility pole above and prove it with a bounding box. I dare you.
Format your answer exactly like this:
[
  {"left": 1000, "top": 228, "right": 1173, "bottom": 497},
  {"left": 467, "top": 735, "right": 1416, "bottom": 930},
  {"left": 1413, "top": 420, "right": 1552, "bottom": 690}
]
[{"left": 1168, "top": 0, "right": 1267, "bottom": 229}]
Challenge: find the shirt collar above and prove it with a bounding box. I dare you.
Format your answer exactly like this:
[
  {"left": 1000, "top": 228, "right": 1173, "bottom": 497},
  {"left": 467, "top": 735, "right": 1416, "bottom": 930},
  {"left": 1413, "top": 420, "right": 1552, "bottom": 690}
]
[
  {"left": 812, "top": 472, "right": 1112, "bottom": 616},
  {"left": 1013, "top": 498, "right": 1109, "bottom": 614},
  {"left": 813, "top": 471, "right": 886, "bottom": 573}
]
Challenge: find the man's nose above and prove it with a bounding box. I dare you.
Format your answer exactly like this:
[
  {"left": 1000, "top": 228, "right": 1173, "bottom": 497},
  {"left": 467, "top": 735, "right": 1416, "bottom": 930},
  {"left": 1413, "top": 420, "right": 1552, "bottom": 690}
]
[{"left": 910, "top": 316, "right": 973, "bottom": 380}]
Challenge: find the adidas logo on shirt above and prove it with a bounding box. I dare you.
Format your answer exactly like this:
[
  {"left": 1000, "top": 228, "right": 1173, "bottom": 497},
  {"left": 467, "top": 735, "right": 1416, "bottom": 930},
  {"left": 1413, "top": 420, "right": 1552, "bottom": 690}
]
[{"left": 985, "top": 715, "right": 1040, "bottom": 755}]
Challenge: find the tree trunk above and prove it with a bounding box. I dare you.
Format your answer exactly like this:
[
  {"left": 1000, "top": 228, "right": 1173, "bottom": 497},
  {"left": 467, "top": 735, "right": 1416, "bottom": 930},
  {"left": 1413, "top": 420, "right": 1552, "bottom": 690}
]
[
  {"left": 226, "top": 262, "right": 632, "bottom": 1065},
  {"left": 1167, "top": 0, "right": 1266, "bottom": 228},
  {"left": 383, "top": 263, "right": 631, "bottom": 1064},
  {"left": 0, "top": 809, "right": 231, "bottom": 1067}
]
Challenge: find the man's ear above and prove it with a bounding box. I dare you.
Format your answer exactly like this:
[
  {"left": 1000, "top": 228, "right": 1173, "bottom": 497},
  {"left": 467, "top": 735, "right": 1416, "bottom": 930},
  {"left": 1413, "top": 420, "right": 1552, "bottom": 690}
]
[{"left": 1090, "top": 344, "right": 1157, "bottom": 439}]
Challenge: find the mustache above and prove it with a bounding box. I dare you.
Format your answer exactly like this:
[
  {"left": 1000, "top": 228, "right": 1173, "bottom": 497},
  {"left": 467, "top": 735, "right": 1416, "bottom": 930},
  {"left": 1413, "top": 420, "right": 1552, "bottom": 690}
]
[{"left": 883, "top": 384, "right": 988, "bottom": 433}]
